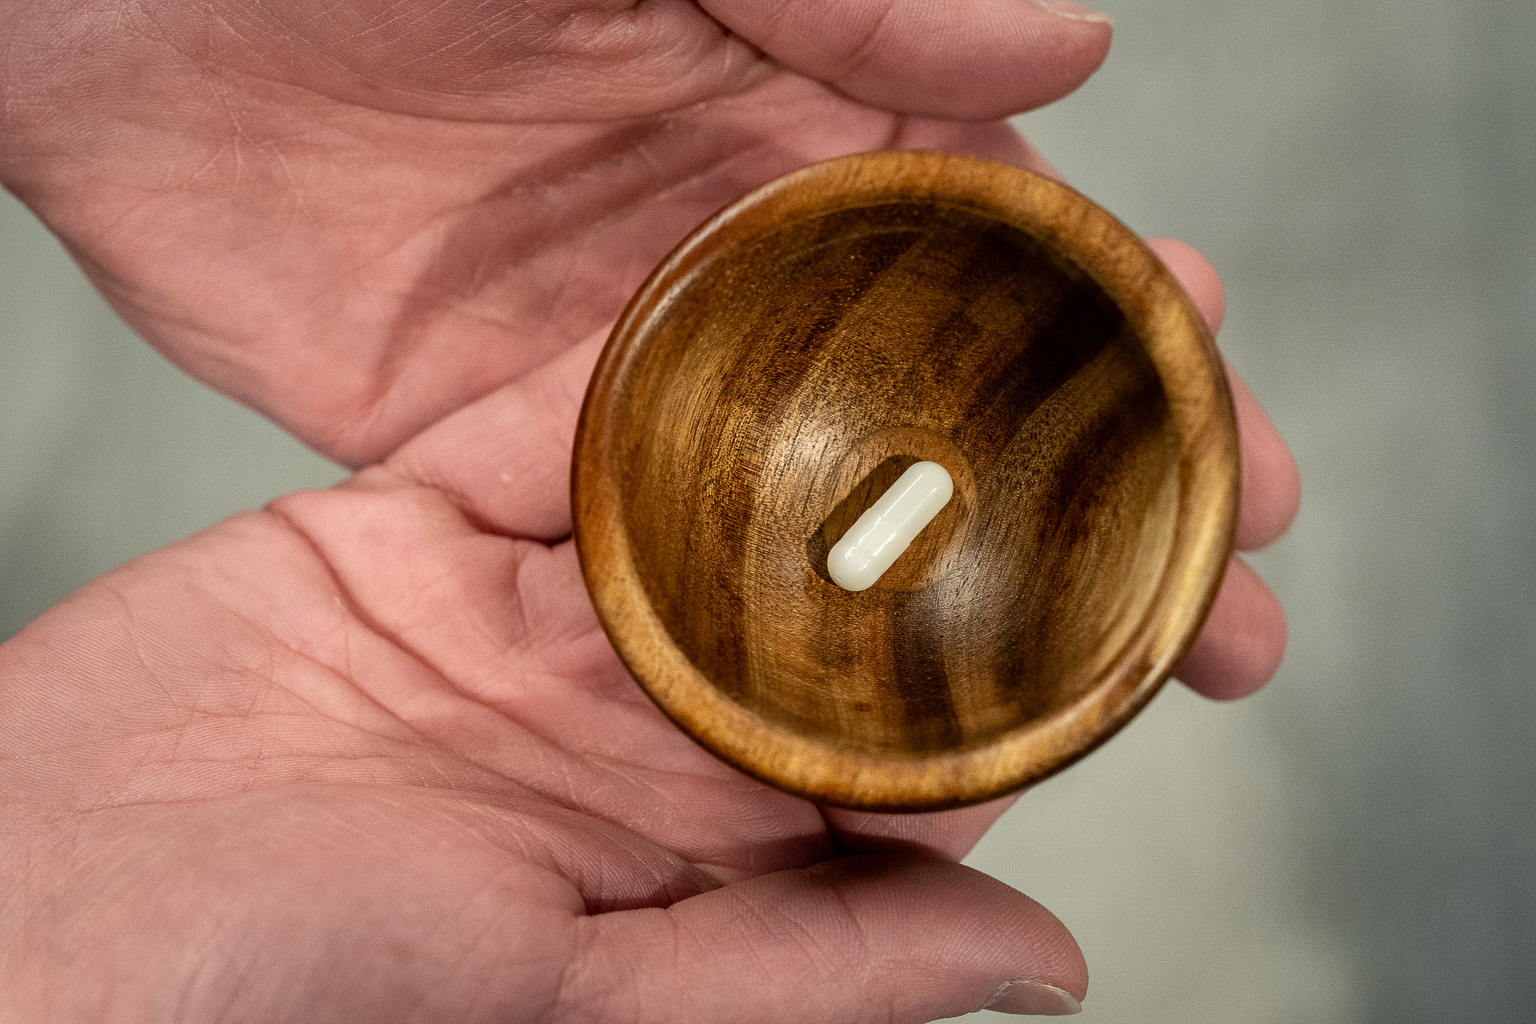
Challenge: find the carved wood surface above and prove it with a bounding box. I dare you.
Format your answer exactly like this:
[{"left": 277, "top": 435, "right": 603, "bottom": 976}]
[{"left": 573, "top": 151, "right": 1239, "bottom": 810}]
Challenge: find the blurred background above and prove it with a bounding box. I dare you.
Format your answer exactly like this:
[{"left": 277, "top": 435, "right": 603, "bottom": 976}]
[{"left": 2, "top": 1, "right": 1531, "bottom": 1021}]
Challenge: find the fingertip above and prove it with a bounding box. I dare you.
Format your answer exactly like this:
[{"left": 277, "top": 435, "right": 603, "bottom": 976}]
[
  {"left": 1146, "top": 237, "right": 1226, "bottom": 334},
  {"left": 1176, "top": 556, "right": 1288, "bottom": 701},
  {"left": 701, "top": 0, "right": 1113, "bottom": 120}
]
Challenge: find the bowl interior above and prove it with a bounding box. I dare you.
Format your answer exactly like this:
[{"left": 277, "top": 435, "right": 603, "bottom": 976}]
[
  {"left": 575, "top": 152, "right": 1238, "bottom": 808},
  {"left": 606, "top": 200, "right": 1180, "bottom": 754}
]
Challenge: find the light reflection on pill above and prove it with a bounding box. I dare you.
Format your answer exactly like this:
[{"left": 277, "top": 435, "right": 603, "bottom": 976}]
[{"left": 827, "top": 461, "right": 954, "bottom": 592}]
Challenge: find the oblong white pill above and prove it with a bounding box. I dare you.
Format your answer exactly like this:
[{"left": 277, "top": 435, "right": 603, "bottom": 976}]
[{"left": 827, "top": 461, "right": 954, "bottom": 592}]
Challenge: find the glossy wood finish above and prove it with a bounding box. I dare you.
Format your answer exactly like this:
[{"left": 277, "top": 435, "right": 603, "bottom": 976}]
[{"left": 572, "top": 151, "right": 1239, "bottom": 810}]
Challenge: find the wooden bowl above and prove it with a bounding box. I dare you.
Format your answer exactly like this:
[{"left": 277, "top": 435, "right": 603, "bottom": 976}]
[{"left": 572, "top": 151, "right": 1238, "bottom": 811}]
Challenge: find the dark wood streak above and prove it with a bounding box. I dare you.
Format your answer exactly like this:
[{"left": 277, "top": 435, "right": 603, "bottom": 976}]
[{"left": 573, "top": 152, "right": 1240, "bottom": 810}]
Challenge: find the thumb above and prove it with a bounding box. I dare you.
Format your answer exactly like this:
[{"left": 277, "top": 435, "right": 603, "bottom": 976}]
[
  {"left": 557, "top": 855, "right": 1088, "bottom": 1021},
  {"left": 698, "top": 0, "right": 1113, "bottom": 120}
]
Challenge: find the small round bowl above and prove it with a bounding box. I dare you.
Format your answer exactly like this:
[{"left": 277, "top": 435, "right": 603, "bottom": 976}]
[{"left": 573, "top": 151, "right": 1238, "bottom": 811}]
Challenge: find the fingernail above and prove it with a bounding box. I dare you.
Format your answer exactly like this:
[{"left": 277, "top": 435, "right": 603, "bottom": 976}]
[
  {"left": 985, "top": 980, "right": 1084, "bottom": 1015},
  {"left": 1028, "top": 0, "right": 1114, "bottom": 25}
]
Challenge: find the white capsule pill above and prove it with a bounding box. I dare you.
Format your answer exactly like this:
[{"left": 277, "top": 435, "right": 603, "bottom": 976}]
[{"left": 827, "top": 461, "right": 954, "bottom": 592}]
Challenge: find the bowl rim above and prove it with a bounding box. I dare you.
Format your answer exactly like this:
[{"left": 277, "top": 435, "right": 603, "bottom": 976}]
[{"left": 572, "top": 150, "right": 1240, "bottom": 811}]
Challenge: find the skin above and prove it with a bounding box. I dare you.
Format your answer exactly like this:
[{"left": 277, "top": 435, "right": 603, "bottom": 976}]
[{"left": 0, "top": 0, "right": 1301, "bottom": 1020}]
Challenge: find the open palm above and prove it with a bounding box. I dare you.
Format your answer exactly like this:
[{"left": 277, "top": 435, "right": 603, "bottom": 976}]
[{"left": 0, "top": 0, "right": 1299, "bottom": 1019}]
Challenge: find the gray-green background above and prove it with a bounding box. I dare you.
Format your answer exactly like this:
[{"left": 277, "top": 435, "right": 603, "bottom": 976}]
[{"left": 3, "top": 1, "right": 1531, "bottom": 1020}]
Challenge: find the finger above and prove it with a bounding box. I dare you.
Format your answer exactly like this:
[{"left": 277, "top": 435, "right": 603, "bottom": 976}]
[
  {"left": 1145, "top": 237, "right": 1226, "bottom": 333},
  {"left": 1145, "top": 238, "right": 1301, "bottom": 549},
  {"left": 821, "top": 794, "right": 1021, "bottom": 860},
  {"left": 560, "top": 855, "right": 1087, "bottom": 1022},
  {"left": 386, "top": 332, "right": 603, "bottom": 541},
  {"left": 1226, "top": 366, "right": 1303, "bottom": 549},
  {"left": 1174, "top": 555, "right": 1288, "bottom": 700},
  {"left": 700, "top": 0, "right": 1113, "bottom": 120},
  {"left": 1111, "top": 240, "right": 1292, "bottom": 699}
]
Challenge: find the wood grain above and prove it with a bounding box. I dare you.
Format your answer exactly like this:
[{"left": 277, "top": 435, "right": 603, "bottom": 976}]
[{"left": 572, "top": 151, "right": 1239, "bottom": 810}]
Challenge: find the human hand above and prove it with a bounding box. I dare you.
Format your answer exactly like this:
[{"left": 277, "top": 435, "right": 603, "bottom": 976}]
[{"left": 0, "top": 0, "right": 1298, "bottom": 1019}]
